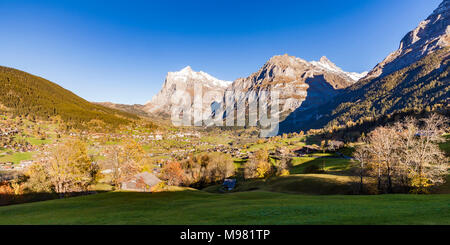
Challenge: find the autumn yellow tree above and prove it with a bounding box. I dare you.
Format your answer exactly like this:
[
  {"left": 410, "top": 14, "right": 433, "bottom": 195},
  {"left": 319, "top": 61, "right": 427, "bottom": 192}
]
[
  {"left": 26, "top": 138, "right": 99, "bottom": 196},
  {"left": 104, "top": 138, "right": 144, "bottom": 189},
  {"left": 87, "top": 119, "right": 107, "bottom": 133},
  {"left": 161, "top": 161, "right": 185, "bottom": 186},
  {"left": 180, "top": 152, "right": 235, "bottom": 187},
  {"left": 204, "top": 152, "right": 235, "bottom": 183},
  {"left": 356, "top": 114, "right": 448, "bottom": 194},
  {"left": 397, "top": 114, "right": 448, "bottom": 193},
  {"left": 244, "top": 148, "right": 273, "bottom": 179}
]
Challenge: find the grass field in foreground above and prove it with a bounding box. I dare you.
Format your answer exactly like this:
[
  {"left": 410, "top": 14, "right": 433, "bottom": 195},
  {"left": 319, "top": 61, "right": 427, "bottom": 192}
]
[
  {"left": 0, "top": 190, "right": 448, "bottom": 225},
  {"left": 290, "top": 157, "right": 354, "bottom": 174},
  {"left": 203, "top": 174, "right": 359, "bottom": 195}
]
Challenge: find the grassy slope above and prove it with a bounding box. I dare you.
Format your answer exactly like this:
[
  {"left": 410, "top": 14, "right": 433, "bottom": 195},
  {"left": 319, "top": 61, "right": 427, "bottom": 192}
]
[
  {"left": 0, "top": 190, "right": 448, "bottom": 225},
  {"left": 436, "top": 134, "right": 450, "bottom": 193},
  {"left": 223, "top": 174, "right": 358, "bottom": 195},
  {"left": 0, "top": 151, "right": 33, "bottom": 164},
  {"left": 290, "top": 157, "right": 354, "bottom": 174}
]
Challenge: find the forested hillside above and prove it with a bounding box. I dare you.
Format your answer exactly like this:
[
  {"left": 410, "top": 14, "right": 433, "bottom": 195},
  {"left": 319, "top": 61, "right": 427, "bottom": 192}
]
[
  {"left": 324, "top": 48, "right": 449, "bottom": 128},
  {"left": 0, "top": 66, "right": 139, "bottom": 128},
  {"left": 280, "top": 48, "right": 449, "bottom": 132}
]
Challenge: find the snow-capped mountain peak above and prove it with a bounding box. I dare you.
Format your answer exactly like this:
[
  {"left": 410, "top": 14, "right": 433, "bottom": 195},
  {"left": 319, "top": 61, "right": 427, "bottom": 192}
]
[
  {"left": 311, "top": 56, "right": 342, "bottom": 73},
  {"left": 179, "top": 65, "right": 193, "bottom": 73},
  {"left": 310, "top": 56, "right": 367, "bottom": 82},
  {"left": 346, "top": 71, "right": 368, "bottom": 81},
  {"left": 144, "top": 66, "right": 231, "bottom": 115},
  {"left": 167, "top": 66, "right": 232, "bottom": 88}
]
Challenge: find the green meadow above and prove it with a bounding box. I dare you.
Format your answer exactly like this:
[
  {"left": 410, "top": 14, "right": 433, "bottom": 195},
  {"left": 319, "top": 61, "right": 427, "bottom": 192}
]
[{"left": 0, "top": 190, "right": 448, "bottom": 225}]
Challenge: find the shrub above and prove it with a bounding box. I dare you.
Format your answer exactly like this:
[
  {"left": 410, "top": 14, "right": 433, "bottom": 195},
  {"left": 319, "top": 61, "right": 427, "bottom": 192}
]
[
  {"left": 303, "top": 165, "right": 324, "bottom": 174},
  {"left": 244, "top": 149, "right": 273, "bottom": 179},
  {"left": 279, "top": 169, "right": 290, "bottom": 176},
  {"left": 163, "top": 152, "right": 235, "bottom": 188},
  {"left": 151, "top": 181, "right": 168, "bottom": 192},
  {"left": 275, "top": 158, "right": 292, "bottom": 176},
  {"left": 161, "top": 161, "right": 185, "bottom": 186},
  {"left": 256, "top": 161, "right": 272, "bottom": 178}
]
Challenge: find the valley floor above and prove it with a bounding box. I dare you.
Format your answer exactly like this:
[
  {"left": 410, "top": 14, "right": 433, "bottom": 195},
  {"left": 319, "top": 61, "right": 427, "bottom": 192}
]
[{"left": 0, "top": 190, "right": 448, "bottom": 225}]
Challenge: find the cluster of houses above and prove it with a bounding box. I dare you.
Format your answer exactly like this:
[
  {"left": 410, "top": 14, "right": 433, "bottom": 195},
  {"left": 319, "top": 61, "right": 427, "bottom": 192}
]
[
  {"left": 2, "top": 141, "right": 35, "bottom": 153},
  {"left": 292, "top": 145, "right": 321, "bottom": 156},
  {"left": 168, "top": 132, "right": 201, "bottom": 139},
  {"left": 0, "top": 160, "right": 33, "bottom": 171},
  {"left": 0, "top": 128, "right": 19, "bottom": 137},
  {"left": 132, "top": 133, "right": 163, "bottom": 142},
  {"left": 207, "top": 145, "right": 248, "bottom": 159},
  {"left": 141, "top": 131, "right": 201, "bottom": 143},
  {"left": 85, "top": 131, "right": 201, "bottom": 145},
  {"left": 0, "top": 128, "right": 27, "bottom": 152}
]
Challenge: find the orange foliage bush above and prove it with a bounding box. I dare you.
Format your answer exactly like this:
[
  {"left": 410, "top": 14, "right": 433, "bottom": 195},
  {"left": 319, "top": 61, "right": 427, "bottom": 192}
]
[{"left": 161, "top": 161, "right": 185, "bottom": 186}]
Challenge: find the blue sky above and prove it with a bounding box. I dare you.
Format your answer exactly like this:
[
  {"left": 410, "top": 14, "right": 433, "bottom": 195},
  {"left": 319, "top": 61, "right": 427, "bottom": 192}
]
[{"left": 0, "top": 0, "right": 442, "bottom": 104}]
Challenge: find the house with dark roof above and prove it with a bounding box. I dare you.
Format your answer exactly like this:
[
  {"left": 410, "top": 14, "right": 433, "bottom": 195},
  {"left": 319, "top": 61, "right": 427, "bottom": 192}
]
[{"left": 121, "top": 172, "right": 162, "bottom": 192}]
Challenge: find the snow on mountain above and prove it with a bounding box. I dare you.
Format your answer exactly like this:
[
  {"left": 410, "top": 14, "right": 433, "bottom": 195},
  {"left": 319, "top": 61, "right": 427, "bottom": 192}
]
[
  {"left": 220, "top": 54, "right": 359, "bottom": 128},
  {"left": 347, "top": 71, "right": 368, "bottom": 81},
  {"left": 310, "top": 56, "right": 367, "bottom": 82},
  {"left": 145, "top": 54, "right": 368, "bottom": 129},
  {"left": 173, "top": 66, "right": 232, "bottom": 88},
  {"left": 144, "top": 66, "right": 231, "bottom": 121}
]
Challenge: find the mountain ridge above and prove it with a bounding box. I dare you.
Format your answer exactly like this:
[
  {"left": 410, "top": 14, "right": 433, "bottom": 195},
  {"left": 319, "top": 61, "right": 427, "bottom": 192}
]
[
  {"left": 279, "top": 0, "right": 450, "bottom": 133},
  {"left": 219, "top": 54, "right": 362, "bottom": 127},
  {"left": 0, "top": 65, "right": 139, "bottom": 129},
  {"left": 144, "top": 54, "right": 364, "bottom": 126},
  {"left": 366, "top": 0, "right": 449, "bottom": 79}
]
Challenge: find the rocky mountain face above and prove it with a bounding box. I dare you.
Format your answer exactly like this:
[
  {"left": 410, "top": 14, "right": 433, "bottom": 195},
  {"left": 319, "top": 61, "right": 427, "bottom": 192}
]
[
  {"left": 279, "top": 0, "right": 450, "bottom": 133},
  {"left": 144, "top": 66, "right": 232, "bottom": 122},
  {"left": 145, "top": 55, "right": 365, "bottom": 128},
  {"left": 366, "top": 0, "right": 449, "bottom": 79},
  {"left": 220, "top": 54, "right": 365, "bottom": 125}
]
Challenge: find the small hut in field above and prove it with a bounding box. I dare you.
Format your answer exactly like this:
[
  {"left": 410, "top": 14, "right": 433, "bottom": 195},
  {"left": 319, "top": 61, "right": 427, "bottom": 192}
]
[{"left": 121, "top": 172, "right": 162, "bottom": 192}]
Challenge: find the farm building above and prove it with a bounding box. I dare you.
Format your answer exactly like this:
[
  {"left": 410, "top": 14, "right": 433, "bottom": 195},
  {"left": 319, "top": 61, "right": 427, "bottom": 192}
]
[{"left": 121, "top": 172, "right": 162, "bottom": 192}]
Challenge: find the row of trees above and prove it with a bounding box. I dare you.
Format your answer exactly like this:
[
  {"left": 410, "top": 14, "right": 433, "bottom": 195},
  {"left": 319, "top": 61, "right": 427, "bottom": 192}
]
[
  {"left": 160, "top": 149, "right": 291, "bottom": 188},
  {"left": 244, "top": 148, "right": 290, "bottom": 179},
  {"left": 324, "top": 48, "right": 449, "bottom": 131},
  {"left": 354, "top": 114, "right": 448, "bottom": 194},
  {"left": 24, "top": 138, "right": 149, "bottom": 195},
  {"left": 161, "top": 152, "right": 235, "bottom": 188}
]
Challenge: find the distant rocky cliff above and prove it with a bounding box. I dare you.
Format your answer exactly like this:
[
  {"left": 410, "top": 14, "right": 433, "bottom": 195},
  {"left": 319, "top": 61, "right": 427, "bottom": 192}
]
[{"left": 367, "top": 0, "right": 449, "bottom": 79}]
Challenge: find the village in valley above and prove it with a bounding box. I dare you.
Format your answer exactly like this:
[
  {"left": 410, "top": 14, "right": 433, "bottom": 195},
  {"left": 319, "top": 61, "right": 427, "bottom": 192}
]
[
  {"left": 3, "top": 107, "right": 448, "bottom": 198},
  {"left": 0, "top": 109, "right": 362, "bottom": 195}
]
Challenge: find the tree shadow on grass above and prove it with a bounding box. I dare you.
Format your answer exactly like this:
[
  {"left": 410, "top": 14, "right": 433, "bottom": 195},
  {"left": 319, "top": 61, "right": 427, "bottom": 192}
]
[{"left": 0, "top": 190, "right": 109, "bottom": 207}]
